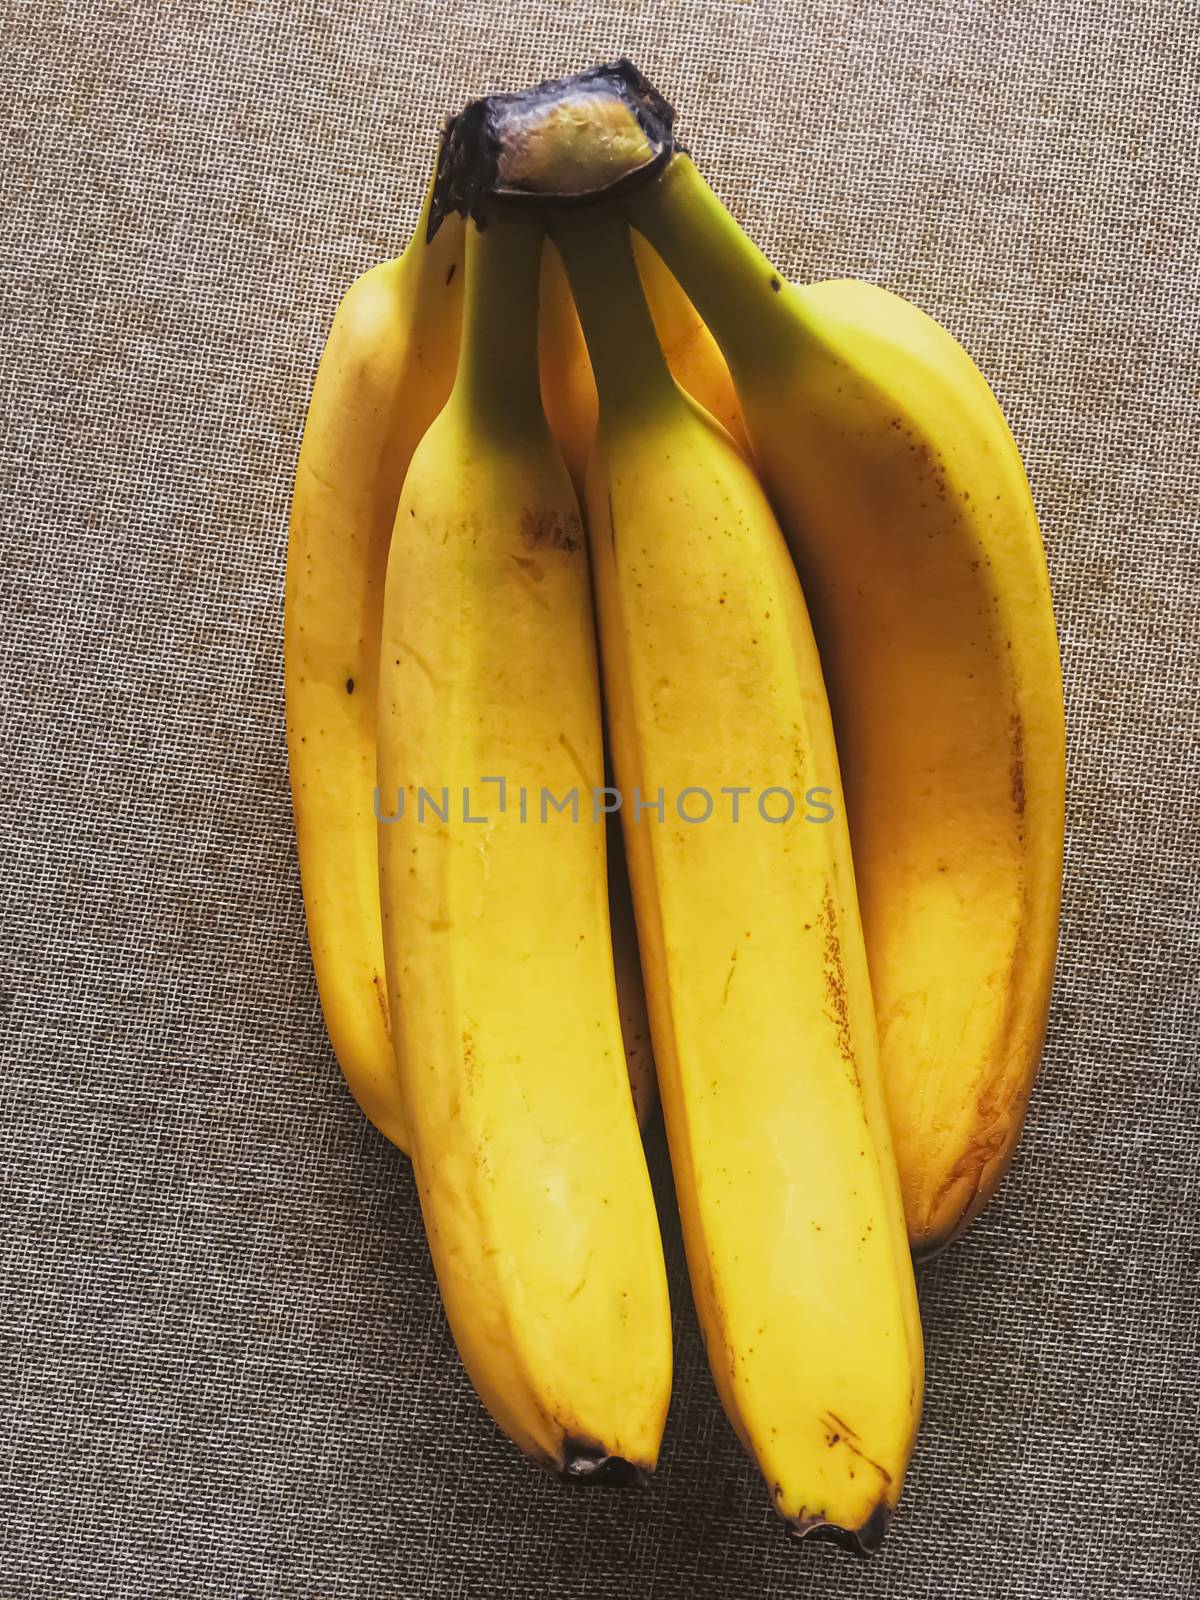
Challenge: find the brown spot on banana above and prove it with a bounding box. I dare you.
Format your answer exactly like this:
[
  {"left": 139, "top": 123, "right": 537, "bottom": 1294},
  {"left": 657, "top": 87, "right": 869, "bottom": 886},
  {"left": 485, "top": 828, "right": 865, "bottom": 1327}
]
[
  {"left": 521, "top": 506, "right": 582, "bottom": 552},
  {"left": 1011, "top": 711, "right": 1026, "bottom": 819},
  {"left": 819, "top": 886, "right": 858, "bottom": 1085},
  {"left": 839, "top": 1435, "right": 893, "bottom": 1487},
  {"left": 372, "top": 971, "right": 391, "bottom": 1040},
  {"left": 722, "top": 946, "right": 739, "bottom": 1005}
]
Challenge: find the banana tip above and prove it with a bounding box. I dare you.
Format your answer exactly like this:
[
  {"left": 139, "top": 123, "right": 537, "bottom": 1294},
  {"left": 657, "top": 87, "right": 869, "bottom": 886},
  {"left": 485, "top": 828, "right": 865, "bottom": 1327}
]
[
  {"left": 910, "top": 1225, "right": 958, "bottom": 1264},
  {"left": 791, "top": 1500, "right": 893, "bottom": 1557},
  {"left": 559, "top": 1438, "right": 651, "bottom": 1488}
]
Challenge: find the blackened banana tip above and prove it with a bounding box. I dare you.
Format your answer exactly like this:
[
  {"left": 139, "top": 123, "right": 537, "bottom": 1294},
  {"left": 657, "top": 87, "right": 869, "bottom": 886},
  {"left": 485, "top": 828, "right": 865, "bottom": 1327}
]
[
  {"left": 559, "top": 1438, "right": 651, "bottom": 1488},
  {"left": 791, "top": 1500, "right": 893, "bottom": 1557}
]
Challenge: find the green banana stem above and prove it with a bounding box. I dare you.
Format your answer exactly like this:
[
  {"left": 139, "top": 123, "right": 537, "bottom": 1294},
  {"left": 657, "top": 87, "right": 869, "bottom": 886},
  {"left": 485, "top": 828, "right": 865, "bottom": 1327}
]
[
  {"left": 395, "top": 145, "right": 456, "bottom": 307},
  {"left": 625, "top": 154, "right": 808, "bottom": 378},
  {"left": 550, "top": 211, "right": 677, "bottom": 423},
  {"left": 452, "top": 219, "right": 546, "bottom": 434}
]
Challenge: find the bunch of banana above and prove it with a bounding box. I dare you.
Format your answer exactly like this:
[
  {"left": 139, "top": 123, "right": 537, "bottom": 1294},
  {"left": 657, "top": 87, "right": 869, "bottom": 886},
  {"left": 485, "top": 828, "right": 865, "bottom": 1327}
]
[
  {"left": 283, "top": 58, "right": 1063, "bottom": 1556},
  {"left": 624, "top": 161, "right": 1066, "bottom": 1257},
  {"left": 376, "top": 213, "right": 672, "bottom": 1479},
  {"left": 552, "top": 204, "right": 924, "bottom": 1547},
  {"left": 286, "top": 161, "right": 657, "bottom": 1147}
]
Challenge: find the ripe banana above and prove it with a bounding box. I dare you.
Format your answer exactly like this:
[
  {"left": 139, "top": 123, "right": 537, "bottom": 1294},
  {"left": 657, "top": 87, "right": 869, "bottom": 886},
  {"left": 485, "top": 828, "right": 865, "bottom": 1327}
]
[
  {"left": 375, "top": 215, "right": 672, "bottom": 1479},
  {"left": 288, "top": 195, "right": 655, "bottom": 1151},
  {"left": 553, "top": 208, "right": 923, "bottom": 1550},
  {"left": 535, "top": 242, "right": 658, "bottom": 1126},
  {"left": 285, "top": 176, "right": 463, "bottom": 1149},
  {"left": 627, "top": 152, "right": 1065, "bottom": 1255}
]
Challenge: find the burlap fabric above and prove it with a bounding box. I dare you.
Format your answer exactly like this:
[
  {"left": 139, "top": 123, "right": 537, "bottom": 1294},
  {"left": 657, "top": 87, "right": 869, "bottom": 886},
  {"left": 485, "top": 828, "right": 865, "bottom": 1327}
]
[{"left": 4, "top": 2, "right": 1196, "bottom": 1595}]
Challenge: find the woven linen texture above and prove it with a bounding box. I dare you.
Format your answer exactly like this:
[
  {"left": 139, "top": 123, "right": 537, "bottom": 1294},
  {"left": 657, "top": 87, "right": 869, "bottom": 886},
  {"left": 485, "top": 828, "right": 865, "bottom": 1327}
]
[{"left": 3, "top": 2, "right": 1197, "bottom": 1596}]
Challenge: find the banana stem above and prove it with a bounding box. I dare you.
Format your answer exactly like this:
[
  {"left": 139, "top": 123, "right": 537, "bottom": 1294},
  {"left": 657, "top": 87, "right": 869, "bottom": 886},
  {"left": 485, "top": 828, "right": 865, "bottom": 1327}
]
[
  {"left": 549, "top": 211, "right": 678, "bottom": 423},
  {"left": 452, "top": 219, "right": 546, "bottom": 433},
  {"left": 626, "top": 155, "right": 803, "bottom": 377},
  {"left": 395, "top": 143, "right": 455, "bottom": 302}
]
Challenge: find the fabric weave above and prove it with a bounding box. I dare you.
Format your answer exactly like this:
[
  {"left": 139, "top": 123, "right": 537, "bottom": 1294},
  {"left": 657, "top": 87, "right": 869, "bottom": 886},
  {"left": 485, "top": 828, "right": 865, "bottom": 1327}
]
[{"left": 3, "top": 2, "right": 1197, "bottom": 1596}]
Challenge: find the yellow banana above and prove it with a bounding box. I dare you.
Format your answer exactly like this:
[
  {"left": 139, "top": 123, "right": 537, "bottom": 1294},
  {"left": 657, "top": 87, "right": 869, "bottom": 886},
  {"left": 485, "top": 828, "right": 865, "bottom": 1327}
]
[
  {"left": 553, "top": 207, "right": 922, "bottom": 1550},
  {"left": 285, "top": 177, "right": 463, "bottom": 1149},
  {"left": 376, "top": 215, "right": 672, "bottom": 1479},
  {"left": 627, "top": 153, "right": 1065, "bottom": 1255},
  {"left": 288, "top": 190, "right": 654, "bottom": 1152},
  {"left": 537, "top": 240, "right": 655, "bottom": 1119}
]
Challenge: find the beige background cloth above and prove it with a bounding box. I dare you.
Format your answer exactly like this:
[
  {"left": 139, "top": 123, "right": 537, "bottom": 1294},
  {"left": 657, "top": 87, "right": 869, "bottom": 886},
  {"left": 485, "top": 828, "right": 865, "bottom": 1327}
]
[{"left": 4, "top": 2, "right": 1197, "bottom": 1595}]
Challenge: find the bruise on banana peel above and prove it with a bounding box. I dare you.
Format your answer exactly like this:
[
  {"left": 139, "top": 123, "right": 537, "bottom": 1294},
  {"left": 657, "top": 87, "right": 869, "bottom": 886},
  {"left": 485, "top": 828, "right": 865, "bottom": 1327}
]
[{"left": 520, "top": 504, "right": 582, "bottom": 550}]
